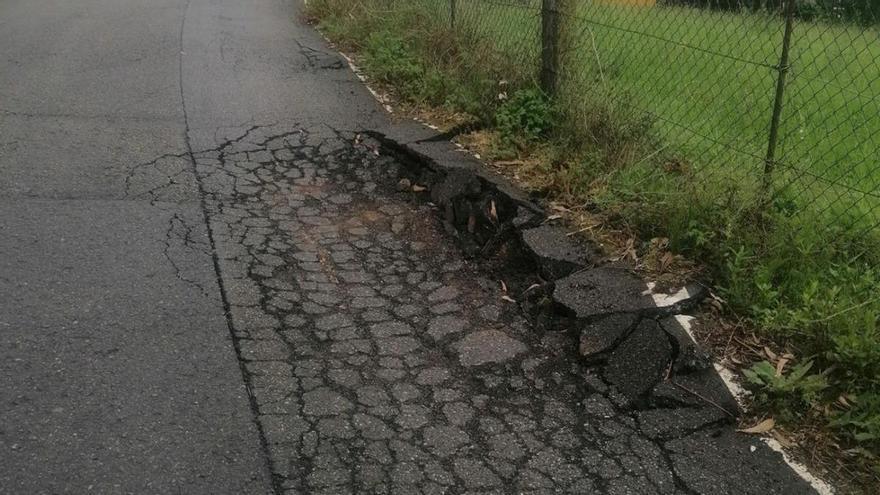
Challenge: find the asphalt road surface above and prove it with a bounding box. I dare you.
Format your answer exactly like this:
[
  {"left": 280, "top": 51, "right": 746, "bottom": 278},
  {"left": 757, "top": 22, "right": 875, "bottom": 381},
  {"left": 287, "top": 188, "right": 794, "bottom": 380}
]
[{"left": 1, "top": 0, "right": 817, "bottom": 493}]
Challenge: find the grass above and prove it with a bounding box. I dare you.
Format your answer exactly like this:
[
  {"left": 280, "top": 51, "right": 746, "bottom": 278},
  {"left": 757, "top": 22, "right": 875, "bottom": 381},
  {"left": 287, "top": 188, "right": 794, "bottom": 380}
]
[{"left": 304, "top": 0, "right": 880, "bottom": 484}]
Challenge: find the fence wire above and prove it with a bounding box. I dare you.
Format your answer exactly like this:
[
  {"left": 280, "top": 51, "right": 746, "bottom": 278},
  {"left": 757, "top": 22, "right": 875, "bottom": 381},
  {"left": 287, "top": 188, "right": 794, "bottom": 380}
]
[{"left": 400, "top": 0, "right": 880, "bottom": 243}]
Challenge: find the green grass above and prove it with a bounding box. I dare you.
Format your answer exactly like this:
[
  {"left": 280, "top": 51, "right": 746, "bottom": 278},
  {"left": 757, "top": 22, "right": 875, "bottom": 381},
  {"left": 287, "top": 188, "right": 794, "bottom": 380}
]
[
  {"left": 305, "top": 0, "right": 880, "bottom": 473},
  {"left": 449, "top": 1, "right": 880, "bottom": 223}
]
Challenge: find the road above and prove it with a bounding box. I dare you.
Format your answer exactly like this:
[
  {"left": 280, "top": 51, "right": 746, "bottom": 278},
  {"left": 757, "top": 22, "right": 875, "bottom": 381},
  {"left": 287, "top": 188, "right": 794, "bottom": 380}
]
[{"left": 1, "top": 0, "right": 816, "bottom": 493}]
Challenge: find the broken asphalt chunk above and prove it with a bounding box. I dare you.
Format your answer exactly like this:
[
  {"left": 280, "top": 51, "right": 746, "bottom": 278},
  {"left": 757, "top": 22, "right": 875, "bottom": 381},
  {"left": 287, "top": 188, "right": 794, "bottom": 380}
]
[
  {"left": 578, "top": 313, "right": 639, "bottom": 360},
  {"left": 664, "top": 429, "right": 815, "bottom": 494},
  {"left": 659, "top": 315, "right": 712, "bottom": 373},
  {"left": 637, "top": 406, "right": 731, "bottom": 440},
  {"left": 553, "top": 265, "right": 654, "bottom": 319},
  {"left": 651, "top": 368, "right": 740, "bottom": 417},
  {"left": 604, "top": 319, "right": 672, "bottom": 401},
  {"left": 521, "top": 224, "right": 600, "bottom": 280}
]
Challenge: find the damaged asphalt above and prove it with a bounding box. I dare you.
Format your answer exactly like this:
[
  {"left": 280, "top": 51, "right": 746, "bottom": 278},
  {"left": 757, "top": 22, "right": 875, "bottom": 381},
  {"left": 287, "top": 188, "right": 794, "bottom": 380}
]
[{"left": 0, "top": 0, "right": 817, "bottom": 493}]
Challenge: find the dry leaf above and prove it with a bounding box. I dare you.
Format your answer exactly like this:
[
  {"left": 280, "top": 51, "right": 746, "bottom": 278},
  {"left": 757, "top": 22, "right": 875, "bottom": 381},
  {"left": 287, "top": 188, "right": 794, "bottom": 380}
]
[
  {"left": 411, "top": 184, "right": 427, "bottom": 192},
  {"left": 623, "top": 238, "right": 638, "bottom": 262},
  {"left": 488, "top": 201, "right": 498, "bottom": 222},
  {"left": 659, "top": 252, "right": 674, "bottom": 272},
  {"left": 545, "top": 214, "right": 562, "bottom": 221},
  {"left": 738, "top": 418, "right": 775, "bottom": 434},
  {"left": 775, "top": 357, "right": 789, "bottom": 377},
  {"left": 501, "top": 295, "right": 517, "bottom": 303},
  {"left": 500, "top": 280, "right": 508, "bottom": 293},
  {"left": 772, "top": 431, "right": 795, "bottom": 448},
  {"left": 764, "top": 346, "right": 778, "bottom": 362}
]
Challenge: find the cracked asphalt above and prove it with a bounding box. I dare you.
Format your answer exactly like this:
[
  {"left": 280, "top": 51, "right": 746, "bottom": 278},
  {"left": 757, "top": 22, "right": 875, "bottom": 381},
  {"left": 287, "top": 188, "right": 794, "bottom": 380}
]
[{"left": 1, "top": 0, "right": 815, "bottom": 493}]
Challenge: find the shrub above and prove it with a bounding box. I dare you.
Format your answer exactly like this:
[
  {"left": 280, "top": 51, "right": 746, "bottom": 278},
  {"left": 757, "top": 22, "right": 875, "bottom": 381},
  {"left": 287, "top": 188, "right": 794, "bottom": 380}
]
[{"left": 495, "top": 88, "right": 555, "bottom": 145}]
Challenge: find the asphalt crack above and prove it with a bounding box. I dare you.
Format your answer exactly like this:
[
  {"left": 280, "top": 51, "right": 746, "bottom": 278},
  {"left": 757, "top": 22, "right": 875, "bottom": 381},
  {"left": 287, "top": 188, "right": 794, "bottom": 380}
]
[{"left": 129, "top": 119, "right": 816, "bottom": 493}]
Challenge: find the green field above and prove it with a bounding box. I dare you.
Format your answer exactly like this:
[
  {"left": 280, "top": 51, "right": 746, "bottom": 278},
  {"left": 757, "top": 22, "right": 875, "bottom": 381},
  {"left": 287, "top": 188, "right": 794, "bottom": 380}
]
[{"left": 435, "top": 0, "right": 880, "bottom": 226}]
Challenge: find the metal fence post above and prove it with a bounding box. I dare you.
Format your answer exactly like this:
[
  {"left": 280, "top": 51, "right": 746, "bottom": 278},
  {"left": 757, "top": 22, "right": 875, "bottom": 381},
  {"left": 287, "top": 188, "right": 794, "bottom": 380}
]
[
  {"left": 450, "top": 0, "right": 456, "bottom": 30},
  {"left": 541, "top": 0, "right": 560, "bottom": 97},
  {"left": 763, "top": 0, "right": 796, "bottom": 188}
]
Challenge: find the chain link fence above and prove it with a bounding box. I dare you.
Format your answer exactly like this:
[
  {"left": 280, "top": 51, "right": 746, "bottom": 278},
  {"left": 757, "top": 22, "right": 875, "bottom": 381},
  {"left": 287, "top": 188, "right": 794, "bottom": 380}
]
[{"left": 399, "top": 0, "right": 880, "bottom": 246}]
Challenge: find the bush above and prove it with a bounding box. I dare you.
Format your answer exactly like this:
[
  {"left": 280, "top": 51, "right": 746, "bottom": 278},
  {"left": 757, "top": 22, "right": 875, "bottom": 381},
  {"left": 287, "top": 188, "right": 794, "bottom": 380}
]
[
  {"left": 495, "top": 88, "right": 555, "bottom": 145},
  {"left": 363, "top": 32, "right": 424, "bottom": 91}
]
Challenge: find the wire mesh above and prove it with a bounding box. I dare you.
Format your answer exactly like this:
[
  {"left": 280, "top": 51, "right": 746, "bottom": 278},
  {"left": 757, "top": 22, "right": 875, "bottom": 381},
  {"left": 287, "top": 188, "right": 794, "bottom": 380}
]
[{"left": 388, "top": 0, "right": 880, "bottom": 244}]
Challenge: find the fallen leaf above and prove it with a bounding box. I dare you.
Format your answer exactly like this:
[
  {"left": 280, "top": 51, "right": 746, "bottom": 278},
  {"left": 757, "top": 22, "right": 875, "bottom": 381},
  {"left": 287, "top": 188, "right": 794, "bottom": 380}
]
[
  {"left": 411, "top": 184, "right": 427, "bottom": 192},
  {"left": 501, "top": 295, "right": 517, "bottom": 303},
  {"left": 500, "top": 280, "right": 508, "bottom": 293},
  {"left": 488, "top": 201, "right": 498, "bottom": 223},
  {"left": 775, "top": 357, "right": 789, "bottom": 377},
  {"left": 738, "top": 418, "right": 775, "bottom": 434},
  {"left": 545, "top": 214, "right": 562, "bottom": 221},
  {"left": 772, "top": 431, "right": 795, "bottom": 448},
  {"left": 764, "top": 346, "right": 778, "bottom": 362},
  {"left": 659, "top": 252, "right": 674, "bottom": 272}
]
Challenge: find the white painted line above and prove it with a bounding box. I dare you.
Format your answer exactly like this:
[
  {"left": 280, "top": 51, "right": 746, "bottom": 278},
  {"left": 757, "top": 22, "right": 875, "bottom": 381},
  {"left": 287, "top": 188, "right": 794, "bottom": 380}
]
[{"left": 649, "top": 285, "right": 834, "bottom": 494}]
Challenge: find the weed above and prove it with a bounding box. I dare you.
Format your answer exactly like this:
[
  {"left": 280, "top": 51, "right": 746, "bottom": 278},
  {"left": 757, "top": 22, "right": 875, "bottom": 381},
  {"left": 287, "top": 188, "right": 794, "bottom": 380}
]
[
  {"left": 744, "top": 360, "right": 828, "bottom": 420},
  {"left": 495, "top": 88, "right": 555, "bottom": 146}
]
